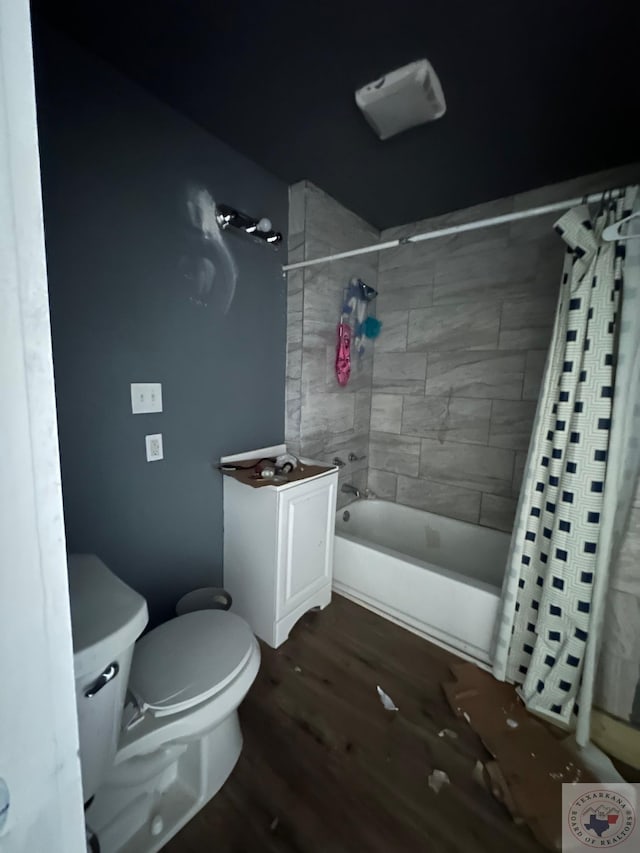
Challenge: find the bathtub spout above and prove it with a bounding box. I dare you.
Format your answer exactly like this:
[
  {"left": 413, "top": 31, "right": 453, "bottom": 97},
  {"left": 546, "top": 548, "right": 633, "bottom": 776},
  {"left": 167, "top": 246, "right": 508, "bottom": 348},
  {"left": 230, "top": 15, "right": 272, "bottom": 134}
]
[{"left": 341, "top": 483, "right": 361, "bottom": 499}]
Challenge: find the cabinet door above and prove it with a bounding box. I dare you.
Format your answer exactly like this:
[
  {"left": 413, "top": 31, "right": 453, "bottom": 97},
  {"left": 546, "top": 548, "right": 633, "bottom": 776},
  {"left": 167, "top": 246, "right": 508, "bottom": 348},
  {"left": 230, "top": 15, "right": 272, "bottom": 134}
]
[{"left": 277, "top": 475, "right": 337, "bottom": 617}]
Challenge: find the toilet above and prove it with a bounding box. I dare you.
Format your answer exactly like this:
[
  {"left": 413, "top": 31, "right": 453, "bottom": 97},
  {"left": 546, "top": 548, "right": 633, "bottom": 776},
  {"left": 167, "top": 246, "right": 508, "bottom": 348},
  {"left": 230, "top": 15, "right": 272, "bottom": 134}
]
[{"left": 67, "top": 554, "right": 260, "bottom": 853}]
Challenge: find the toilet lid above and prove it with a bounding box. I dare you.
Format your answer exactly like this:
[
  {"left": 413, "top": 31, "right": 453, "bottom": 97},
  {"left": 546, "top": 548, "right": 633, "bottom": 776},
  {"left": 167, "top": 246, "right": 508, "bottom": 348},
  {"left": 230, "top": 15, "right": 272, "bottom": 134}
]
[{"left": 129, "top": 610, "right": 255, "bottom": 716}]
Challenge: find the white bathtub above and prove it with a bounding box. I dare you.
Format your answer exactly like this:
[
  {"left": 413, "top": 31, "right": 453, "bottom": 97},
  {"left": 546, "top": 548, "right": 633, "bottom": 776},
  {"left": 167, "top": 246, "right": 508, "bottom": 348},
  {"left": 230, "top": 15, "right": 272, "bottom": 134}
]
[{"left": 333, "top": 499, "right": 510, "bottom": 664}]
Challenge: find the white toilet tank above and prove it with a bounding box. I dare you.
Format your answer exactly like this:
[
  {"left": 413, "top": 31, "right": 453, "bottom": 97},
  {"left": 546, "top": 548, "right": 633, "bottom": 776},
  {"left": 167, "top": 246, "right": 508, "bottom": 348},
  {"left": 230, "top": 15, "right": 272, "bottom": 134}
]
[{"left": 67, "top": 554, "right": 148, "bottom": 802}]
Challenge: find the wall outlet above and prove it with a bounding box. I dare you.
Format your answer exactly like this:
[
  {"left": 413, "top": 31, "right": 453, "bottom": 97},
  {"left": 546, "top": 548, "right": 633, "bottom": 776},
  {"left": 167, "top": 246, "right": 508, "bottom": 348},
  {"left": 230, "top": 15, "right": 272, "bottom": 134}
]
[
  {"left": 145, "top": 433, "right": 163, "bottom": 462},
  {"left": 131, "top": 382, "right": 163, "bottom": 414}
]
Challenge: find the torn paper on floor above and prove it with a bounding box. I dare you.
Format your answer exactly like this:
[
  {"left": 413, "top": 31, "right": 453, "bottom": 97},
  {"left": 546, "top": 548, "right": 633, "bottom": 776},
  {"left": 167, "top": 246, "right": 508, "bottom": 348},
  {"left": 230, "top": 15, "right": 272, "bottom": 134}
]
[
  {"left": 442, "top": 662, "right": 597, "bottom": 851},
  {"left": 428, "top": 769, "right": 450, "bottom": 794},
  {"left": 438, "top": 728, "right": 458, "bottom": 739},
  {"left": 376, "top": 685, "right": 399, "bottom": 711},
  {"left": 472, "top": 760, "right": 487, "bottom": 789}
]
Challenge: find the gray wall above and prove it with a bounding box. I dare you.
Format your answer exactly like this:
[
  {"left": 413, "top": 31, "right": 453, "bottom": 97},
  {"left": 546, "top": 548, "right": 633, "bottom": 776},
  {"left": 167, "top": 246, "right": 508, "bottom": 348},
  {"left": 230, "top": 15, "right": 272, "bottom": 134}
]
[
  {"left": 285, "top": 182, "right": 377, "bottom": 508},
  {"left": 370, "top": 163, "right": 640, "bottom": 534},
  {"left": 34, "top": 26, "right": 288, "bottom": 625}
]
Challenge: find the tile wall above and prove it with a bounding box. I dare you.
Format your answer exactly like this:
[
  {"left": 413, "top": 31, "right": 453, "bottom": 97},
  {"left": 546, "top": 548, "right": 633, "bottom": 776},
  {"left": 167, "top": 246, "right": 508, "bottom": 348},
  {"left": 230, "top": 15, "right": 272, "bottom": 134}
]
[
  {"left": 369, "top": 163, "right": 640, "bottom": 533},
  {"left": 286, "top": 181, "right": 379, "bottom": 507}
]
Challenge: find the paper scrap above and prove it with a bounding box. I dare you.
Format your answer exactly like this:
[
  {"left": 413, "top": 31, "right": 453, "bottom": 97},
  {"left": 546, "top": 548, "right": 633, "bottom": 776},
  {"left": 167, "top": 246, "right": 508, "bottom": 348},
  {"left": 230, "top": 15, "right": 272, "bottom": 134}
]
[
  {"left": 376, "top": 685, "right": 399, "bottom": 711},
  {"left": 472, "top": 760, "right": 487, "bottom": 788},
  {"left": 428, "top": 769, "right": 450, "bottom": 794},
  {"left": 438, "top": 728, "right": 458, "bottom": 739}
]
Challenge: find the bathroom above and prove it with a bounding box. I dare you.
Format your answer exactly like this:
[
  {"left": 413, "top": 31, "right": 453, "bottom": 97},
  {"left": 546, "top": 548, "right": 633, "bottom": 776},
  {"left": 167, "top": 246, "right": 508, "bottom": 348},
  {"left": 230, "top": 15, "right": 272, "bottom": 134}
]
[{"left": 2, "top": 0, "right": 640, "bottom": 850}]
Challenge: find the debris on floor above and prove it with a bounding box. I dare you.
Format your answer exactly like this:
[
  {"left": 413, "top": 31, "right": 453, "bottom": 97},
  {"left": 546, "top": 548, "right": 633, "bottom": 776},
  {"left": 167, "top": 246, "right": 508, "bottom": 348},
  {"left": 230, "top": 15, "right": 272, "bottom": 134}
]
[
  {"left": 293, "top": 666, "right": 302, "bottom": 673},
  {"left": 471, "top": 760, "right": 488, "bottom": 789},
  {"left": 562, "top": 733, "right": 626, "bottom": 783},
  {"left": 376, "top": 685, "right": 399, "bottom": 712},
  {"left": 437, "top": 728, "right": 458, "bottom": 739},
  {"left": 442, "top": 663, "right": 597, "bottom": 851},
  {"left": 427, "top": 769, "right": 450, "bottom": 794},
  {"left": 484, "top": 761, "right": 525, "bottom": 826},
  {"left": 429, "top": 770, "right": 451, "bottom": 794},
  {"left": 269, "top": 817, "right": 279, "bottom": 832}
]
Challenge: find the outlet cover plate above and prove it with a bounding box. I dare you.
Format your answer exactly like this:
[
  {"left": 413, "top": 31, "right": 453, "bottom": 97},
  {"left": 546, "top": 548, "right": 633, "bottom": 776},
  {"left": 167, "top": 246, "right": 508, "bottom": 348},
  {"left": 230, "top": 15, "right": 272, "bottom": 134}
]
[
  {"left": 145, "top": 433, "right": 163, "bottom": 462},
  {"left": 131, "top": 382, "right": 162, "bottom": 414}
]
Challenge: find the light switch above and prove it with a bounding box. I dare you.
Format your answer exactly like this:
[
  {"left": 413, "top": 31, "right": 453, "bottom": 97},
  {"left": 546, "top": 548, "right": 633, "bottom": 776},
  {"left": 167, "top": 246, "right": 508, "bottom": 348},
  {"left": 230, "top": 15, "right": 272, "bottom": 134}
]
[
  {"left": 131, "top": 383, "right": 162, "bottom": 414},
  {"left": 145, "top": 434, "right": 163, "bottom": 462}
]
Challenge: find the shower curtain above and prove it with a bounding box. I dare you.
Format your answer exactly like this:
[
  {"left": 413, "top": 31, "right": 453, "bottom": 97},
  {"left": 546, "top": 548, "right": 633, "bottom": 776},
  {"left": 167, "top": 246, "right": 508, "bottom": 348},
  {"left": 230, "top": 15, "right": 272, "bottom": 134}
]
[{"left": 493, "top": 186, "right": 640, "bottom": 744}]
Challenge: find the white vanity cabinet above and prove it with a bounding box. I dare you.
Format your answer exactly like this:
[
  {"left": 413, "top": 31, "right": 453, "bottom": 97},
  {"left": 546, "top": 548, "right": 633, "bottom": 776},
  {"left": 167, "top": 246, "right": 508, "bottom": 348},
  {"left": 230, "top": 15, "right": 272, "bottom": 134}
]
[{"left": 222, "top": 445, "right": 338, "bottom": 648}]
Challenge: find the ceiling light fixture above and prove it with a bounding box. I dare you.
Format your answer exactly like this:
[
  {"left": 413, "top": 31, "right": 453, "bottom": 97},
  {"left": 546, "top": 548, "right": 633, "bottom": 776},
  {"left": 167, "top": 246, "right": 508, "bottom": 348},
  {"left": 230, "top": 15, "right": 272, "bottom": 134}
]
[
  {"left": 355, "top": 58, "right": 446, "bottom": 140},
  {"left": 215, "top": 204, "right": 282, "bottom": 246}
]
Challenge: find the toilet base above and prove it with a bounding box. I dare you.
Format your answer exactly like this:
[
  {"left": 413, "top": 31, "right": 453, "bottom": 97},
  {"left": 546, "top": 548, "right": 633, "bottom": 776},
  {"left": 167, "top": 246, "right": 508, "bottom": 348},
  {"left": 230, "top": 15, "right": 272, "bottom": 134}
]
[{"left": 87, "top": 711, "right": 243, "bottom": 853}]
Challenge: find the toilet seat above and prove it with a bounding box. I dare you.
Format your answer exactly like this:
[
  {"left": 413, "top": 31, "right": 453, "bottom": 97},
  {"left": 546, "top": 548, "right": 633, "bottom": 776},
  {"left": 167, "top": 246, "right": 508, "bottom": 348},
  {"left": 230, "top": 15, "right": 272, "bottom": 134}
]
[{"left": 129, "top": 610, "right": 256, "bottom": 717}]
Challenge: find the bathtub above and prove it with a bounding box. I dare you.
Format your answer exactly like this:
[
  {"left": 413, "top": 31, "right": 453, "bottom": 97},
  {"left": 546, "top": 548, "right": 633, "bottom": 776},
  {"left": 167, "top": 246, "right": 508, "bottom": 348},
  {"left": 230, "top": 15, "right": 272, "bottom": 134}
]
[{"left": 333, "top": 499, "right": 510, "bottom": 665}]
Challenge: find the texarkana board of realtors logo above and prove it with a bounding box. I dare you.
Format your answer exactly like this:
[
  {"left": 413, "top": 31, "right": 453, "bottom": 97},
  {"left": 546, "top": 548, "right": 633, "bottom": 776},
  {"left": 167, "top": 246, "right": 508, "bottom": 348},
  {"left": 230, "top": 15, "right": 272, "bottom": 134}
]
[{"left": 562, "top": 784, "right": 637, "bottom": 850}]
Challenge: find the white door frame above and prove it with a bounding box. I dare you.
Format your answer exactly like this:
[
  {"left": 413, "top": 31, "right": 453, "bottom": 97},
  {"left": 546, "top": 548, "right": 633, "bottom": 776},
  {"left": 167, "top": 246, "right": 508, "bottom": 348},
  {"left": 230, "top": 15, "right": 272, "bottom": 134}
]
[{"left": 0, "top": 0, "right": 85, "bottom": 849}]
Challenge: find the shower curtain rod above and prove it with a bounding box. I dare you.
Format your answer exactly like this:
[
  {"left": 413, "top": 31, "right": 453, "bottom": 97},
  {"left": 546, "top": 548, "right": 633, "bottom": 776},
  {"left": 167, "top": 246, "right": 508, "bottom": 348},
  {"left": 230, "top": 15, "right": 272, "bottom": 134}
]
[{"left": 282, "top": 187, "right": 626, "bottom": 272}]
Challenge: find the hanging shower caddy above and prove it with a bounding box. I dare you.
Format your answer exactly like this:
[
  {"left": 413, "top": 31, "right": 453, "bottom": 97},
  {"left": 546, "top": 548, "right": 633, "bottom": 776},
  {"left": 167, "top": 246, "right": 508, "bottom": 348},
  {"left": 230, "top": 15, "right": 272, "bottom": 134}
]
[{"left": 335, "top": 277, "right": 380, "bottom": 386}]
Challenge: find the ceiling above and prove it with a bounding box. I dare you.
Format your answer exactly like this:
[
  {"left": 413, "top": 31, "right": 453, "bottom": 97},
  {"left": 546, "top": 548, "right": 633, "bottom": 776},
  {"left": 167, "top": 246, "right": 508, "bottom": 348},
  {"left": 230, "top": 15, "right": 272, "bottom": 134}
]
[{"left": 32, "top": 0, "right": 640, "bottom": 230}]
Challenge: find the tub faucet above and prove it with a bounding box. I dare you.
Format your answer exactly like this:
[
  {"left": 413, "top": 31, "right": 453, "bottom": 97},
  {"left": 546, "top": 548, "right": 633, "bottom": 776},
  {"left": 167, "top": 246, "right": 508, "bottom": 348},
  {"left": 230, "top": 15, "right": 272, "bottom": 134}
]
[{"left": 341, "top": 483, "right": 361, "bottom": 499}]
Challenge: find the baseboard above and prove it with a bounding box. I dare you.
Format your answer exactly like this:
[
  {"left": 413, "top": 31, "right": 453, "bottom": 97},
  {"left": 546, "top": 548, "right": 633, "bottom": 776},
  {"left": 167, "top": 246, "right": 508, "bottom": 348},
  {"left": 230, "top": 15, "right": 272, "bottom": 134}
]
[{"left": 591, "top": 708, "right": 640, "bottom": 770}]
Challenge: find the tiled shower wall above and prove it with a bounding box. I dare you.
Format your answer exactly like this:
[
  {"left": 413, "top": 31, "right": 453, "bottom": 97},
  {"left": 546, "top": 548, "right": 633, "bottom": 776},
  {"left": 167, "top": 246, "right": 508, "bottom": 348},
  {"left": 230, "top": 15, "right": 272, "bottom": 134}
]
[
  {"left": 285, "top": 181, "right": 379, "bottom": 508},
  {"left": 369, "top": 163, "right": 640, "bottom": 534}
]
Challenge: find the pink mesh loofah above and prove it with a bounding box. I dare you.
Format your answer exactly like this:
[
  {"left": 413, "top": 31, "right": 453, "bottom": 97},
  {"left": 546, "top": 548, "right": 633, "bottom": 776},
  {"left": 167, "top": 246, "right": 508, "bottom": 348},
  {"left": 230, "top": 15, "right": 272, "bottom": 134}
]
[{"left": 335, "top": 322, "right": 351, "bottom": 386}]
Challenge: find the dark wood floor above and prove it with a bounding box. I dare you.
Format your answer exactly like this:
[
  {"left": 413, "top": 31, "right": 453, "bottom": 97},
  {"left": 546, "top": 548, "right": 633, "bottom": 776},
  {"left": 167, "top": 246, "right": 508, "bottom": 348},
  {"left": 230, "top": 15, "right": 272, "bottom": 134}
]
[{"left": 164, "top": 595, "right": 545, "bottom": 853}]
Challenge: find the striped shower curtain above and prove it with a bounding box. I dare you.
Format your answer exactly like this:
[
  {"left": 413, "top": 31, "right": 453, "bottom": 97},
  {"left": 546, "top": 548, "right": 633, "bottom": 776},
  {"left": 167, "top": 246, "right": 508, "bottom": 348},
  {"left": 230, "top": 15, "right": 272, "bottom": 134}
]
[{"left": 493, "top": 186, "right": 639, "bottom": 739}]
